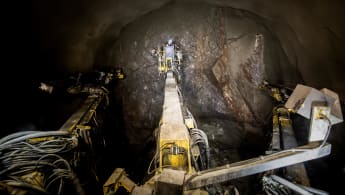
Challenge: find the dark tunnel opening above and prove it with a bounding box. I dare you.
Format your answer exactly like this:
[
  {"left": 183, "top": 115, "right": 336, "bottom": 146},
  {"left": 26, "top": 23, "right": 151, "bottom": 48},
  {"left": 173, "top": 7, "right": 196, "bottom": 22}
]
[{"left": 2, "top": 0, "right": 345, "bottom": 195}]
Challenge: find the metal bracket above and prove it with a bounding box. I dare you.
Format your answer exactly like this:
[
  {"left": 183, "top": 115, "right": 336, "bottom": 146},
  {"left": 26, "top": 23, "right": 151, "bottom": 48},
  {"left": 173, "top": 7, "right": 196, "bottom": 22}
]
[{"left": 103, "top": 168, "right": 137, "bottom": 195}]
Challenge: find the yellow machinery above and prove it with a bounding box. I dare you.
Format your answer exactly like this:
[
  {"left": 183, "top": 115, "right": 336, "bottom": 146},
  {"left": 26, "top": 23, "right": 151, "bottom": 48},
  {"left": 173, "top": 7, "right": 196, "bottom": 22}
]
[
  {"left": 103, "top": 73, "right": 336, "bottom": 195},
  {"left": 166, "top": 57, "right": 173, "bottom": 71},
  {"left": 158, "top": 72, "right": 192, "bottom": 174},
  {"left": 0, "top": 87, "right": 107, "bottom": 195},
  {"left": 158, "top": 41, "right": 182, "bottom": 75},
  {"left": 103, "top": 71, "right": 201, "bottom": 195},
  {"left": 0, "top": 70, "right": 124, "bottom": 195},
  {"left": 115, "top": 67, "right": 125, "bottom": 80},
  {"left": 158, "top": 47, "right": 168, "bottom": 74}
]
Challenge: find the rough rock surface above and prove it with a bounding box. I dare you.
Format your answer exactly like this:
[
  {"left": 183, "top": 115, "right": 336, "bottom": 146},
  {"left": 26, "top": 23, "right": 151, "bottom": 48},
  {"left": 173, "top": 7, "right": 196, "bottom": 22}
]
[
  {"left": 29, "top": 0, "right": 345, "bottom": 98},
  {"left": 109, "top": 5, "right": 287, "bottom": 147}
]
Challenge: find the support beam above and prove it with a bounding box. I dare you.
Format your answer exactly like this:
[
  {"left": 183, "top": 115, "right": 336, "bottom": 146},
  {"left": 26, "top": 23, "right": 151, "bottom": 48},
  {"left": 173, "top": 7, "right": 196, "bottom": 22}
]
[
  {"left": 184, "top": 143, "right": 331, "bottom": 190},
  {"left": 60, "top": 94, "right": 104, "bottom": 132}
]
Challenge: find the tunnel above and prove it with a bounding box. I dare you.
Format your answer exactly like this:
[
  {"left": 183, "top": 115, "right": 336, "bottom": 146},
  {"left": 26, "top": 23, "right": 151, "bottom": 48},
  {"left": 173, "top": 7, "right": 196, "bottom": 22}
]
[{"left": 2, "top": 0, "right": 345, "bottom": 194}]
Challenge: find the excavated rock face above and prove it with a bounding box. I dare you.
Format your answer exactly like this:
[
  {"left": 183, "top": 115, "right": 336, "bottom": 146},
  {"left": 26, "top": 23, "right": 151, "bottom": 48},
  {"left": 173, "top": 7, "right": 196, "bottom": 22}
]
[{"left": 108, "top": 4, "right": 293, "bottom": 148}]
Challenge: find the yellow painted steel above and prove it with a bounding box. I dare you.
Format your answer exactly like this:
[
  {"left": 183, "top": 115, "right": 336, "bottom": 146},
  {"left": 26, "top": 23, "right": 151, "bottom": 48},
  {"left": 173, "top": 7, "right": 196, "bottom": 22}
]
[
  {"left": 28, "top": 136, "right": 54, "bottom": 144},
  {"left": 9, "top": 172, "right": 45, "bottom": 195},
  {"left": 272, "top": 88, "right": 282, "bottom": 102},
  {"left": 60, "top": 95, "right": 103, "bottom": 132},
  {"left": 168, "top": 153, "right": 187, "bottom": 168},
  {"left": 166, "top": 57, "right": 173, "bottom": 71},
  {"left": 159, "top": 139, "right": 190, "bottom": 172},
  {"left": 103, "top": 168, "right": 136, "bottom": 195},
  {"left": 273, "top": 114, "right": 279, "bottom": 128},
  {"left": 115, "top": 68, "right": 125, "bottom": 79},
  {"left": 158, "top": 48, "right": 175, "bottom": 74},
  {"left": 158, "top": 48, "right": 167, "bottom": 74},
  {"left": 185, "top": 118, "right": 195, "bottom": 129},
  {"left": 279, "top": 117, "right": 291, "bottom": 126},
  {"left": 21, "top": 172, "right": 44, "bottom": 187},
  {"left": 158, "top": 72, "right": 192, "bottom": 174},
  {"left": 159, "top": 61, "right": 168, "bottom": 73}
]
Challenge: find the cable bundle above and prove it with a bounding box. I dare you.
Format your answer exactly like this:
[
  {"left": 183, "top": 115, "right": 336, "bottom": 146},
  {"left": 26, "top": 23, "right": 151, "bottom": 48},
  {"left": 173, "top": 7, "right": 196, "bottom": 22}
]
[
  {"left": 0, "top": 131, "right": 84, "bottom": 195},
  {"left": 190, "top": 128, "right": 210, "bottom": 170}
]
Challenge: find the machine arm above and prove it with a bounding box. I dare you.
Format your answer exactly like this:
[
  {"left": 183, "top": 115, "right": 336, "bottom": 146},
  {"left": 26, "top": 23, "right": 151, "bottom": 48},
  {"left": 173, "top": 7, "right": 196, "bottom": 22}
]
[
  {"left": 184, "top": 142, "right": 331, "bottom": 190},
  {"left": 103, "top": 168, "right": 137, "bottom": 195}
]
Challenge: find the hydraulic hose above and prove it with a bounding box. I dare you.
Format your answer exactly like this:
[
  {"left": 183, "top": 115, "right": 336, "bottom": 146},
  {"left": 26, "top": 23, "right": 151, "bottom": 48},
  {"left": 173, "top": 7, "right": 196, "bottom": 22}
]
[{"left": 191, "top": 128, "right": 210, "bottom": 169}]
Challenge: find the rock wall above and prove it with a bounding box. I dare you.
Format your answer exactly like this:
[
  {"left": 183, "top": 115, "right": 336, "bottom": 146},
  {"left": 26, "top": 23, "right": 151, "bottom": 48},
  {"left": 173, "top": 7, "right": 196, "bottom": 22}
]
[{"left": 109, "top": 4, "right": 293, "bottom": 145}]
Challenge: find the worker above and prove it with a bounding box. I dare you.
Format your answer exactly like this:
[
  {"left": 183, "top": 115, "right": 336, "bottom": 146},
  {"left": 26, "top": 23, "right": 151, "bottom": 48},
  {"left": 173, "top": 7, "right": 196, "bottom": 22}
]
[{"left": 164, "top": 39, "right": 175, "bottom": 70}]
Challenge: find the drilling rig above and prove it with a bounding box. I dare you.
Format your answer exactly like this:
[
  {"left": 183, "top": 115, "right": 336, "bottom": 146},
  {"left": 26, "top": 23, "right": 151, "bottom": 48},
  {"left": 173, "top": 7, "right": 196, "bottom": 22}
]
[{"left": 102, "top": 40, "right": 342, "bottom": 195}]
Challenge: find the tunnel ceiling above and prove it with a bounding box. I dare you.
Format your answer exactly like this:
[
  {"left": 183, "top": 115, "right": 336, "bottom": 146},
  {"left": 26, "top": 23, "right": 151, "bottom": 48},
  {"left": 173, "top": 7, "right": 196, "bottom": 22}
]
[{"left": 31, "top": 0, "right": 345, "bottom": 98}]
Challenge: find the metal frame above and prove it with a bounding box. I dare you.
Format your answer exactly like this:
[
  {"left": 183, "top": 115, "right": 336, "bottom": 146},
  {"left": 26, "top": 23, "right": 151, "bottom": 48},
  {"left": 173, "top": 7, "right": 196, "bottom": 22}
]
[
  {"left": 184, "top": 142, "right": 331, "bottom": 190},
  {"left": 60, "top": 92, "right": 105, "bottom": 132}
]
